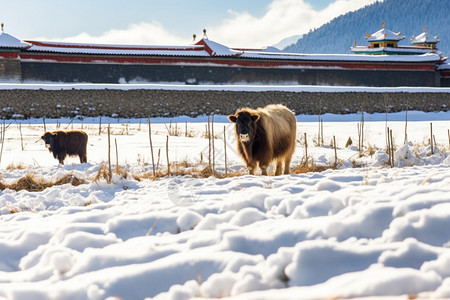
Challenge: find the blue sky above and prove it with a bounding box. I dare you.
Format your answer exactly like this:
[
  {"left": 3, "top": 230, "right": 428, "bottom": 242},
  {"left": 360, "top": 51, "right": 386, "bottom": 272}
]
[{"left": 1, "top": 0, "right": 378, "bottom": 48}]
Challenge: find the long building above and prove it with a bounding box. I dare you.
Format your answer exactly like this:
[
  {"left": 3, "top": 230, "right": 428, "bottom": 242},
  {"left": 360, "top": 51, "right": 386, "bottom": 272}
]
[{"left": 0, "top": 28, "right": 448, "bottom": 87}]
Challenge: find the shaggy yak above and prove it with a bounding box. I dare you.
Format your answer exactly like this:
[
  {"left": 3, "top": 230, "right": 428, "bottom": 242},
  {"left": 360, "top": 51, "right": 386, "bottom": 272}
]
[
  {"left": 228, "top": 104, "right": 296, "bottom": 175},
  {"left": 41, "top": 130, "right": 88, "bottom": 164}
]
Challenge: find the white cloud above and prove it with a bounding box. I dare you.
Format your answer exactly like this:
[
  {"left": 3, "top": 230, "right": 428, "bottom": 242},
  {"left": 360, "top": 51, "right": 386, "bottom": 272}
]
[
  {"left": 37, "top": 0, "right": 379, "bottom": 48},
  {"left": 38, "top": 22, "right": 191, "bottom": 46},
  {"left": 210, "top": 0, "right": 380, "bottom": 48}
]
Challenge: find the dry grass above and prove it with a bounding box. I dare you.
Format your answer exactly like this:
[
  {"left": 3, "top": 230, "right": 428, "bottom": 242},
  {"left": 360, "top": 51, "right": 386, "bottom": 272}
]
[
  {"left": 93, "top": 163, "right": 142, "bottom": 183},
  {"left": 6, "top": 163, "right": 28, "bottom": 170},
  {"left": 0, "top": 172, "right": 85, "bottom": 192},
  {"left": 0, "top": 155, "right": 361, "bottom": 195},
  {"left": 291, "top": 159, "right": 335, "bottom": 174}
]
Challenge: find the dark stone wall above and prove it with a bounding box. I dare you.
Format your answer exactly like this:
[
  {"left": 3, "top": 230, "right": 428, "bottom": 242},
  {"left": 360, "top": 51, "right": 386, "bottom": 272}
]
[
  {"left": 0, "top": 59, "right": 21, "bottom": 81},
  {"left": 20, "top": 61, "right": 440, "bottom": 87},
  {"left": 0, "top": 89, "right": 449, "bottom": 119}
]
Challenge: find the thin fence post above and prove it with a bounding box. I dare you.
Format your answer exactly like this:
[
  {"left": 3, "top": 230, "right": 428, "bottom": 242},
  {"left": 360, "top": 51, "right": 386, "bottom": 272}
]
[
  {"left": 148, "top": 118, "right": 156, "bottom": 177},
  {"left": 333, "top": 135, "right": 337, "bottom": 168},
  {"left": 166, "top": 135, "right": 170, "bottom": 176},
  {"left": 390, "top": 129, "right": 394, "bottom": 167},
  {"left": 207, "top": 115, "right": 211, "bottom": 171},
  {"left": 447, "top": 129, "right": 450, "bottom": 148},
  {"left": 107, "top": 124, "right": 112, "bottom": 183},
  {"left": 224, "top": 126, "right": 228, "bottom": 176},
  {"left": 212, "top": 114, "right": 215, "bottom": 173},
  {"left": 115, "top": 138, "right": 119, "bottom": 173},
  {"left": 0, "top": 121, "right": 5, "bottom": 166},
  {"left": 430, "top": 123, "right": 434, "bottom": 155},
  {"left": 304, "top": 132, "right": 308, "bottom": 164}
]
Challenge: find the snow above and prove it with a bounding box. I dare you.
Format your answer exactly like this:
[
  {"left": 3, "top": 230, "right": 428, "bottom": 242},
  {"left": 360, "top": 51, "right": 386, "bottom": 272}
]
[
  {"left": 411, "top": 32, "right": 440, "bottom": 44},
  {"left": 438, "top": 63, "right": 450, "bottom": 70},
  {"left": 0, "top": 32, "right": 31, "bottom": 49},
  {"left": 2, "top": 82, "right": 450, "bottom": 94},
  {"left": 366, "top": 28, "right": 405, "bottom": 42},
  {"left": 200, "top": 39, "right": 242, "bottom": 57},
  {"left": 26, "top": 44, "right": 212, "bottom": 57},
  {"left": 1, "top": 94, "right": 450, "bottom": 299}
]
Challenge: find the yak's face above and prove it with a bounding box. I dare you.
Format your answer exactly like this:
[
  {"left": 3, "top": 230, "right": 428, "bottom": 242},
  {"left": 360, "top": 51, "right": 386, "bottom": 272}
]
[
  {"left": 228, "top": 111, "right": 260, "bottom": 143},
  {"left": 41, "top": 132, "right": 56, "bottom": 149}
]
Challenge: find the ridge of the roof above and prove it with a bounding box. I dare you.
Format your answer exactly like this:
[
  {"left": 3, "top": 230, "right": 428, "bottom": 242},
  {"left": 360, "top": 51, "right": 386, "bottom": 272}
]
[{"left": 0, "top": 32, "right": 31, "bottom": 49}]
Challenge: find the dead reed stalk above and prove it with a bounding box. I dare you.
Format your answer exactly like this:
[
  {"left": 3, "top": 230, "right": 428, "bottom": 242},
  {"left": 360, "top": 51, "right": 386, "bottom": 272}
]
[
  {"left": 430, "top": 123, "right": 434, "bottom": 155},
  {"left": 358, "top": 111, "right": 364, "bottom": 153},
  {"left": 448, "top": 129, "right": 450, "bottom": 147},
  {"left": 212, "top": 114, "right": 215, "bottom": 173},
  {"left": 224, "top": 125, "right": 228, "bottom": 175},
  {"left": 207, "top": 115, "right": 212, "bottom": 172},
  {"left": 387, "top": 126, "right": 392, "bottom": 167},
  {"left": 19, "top": 123, "right": 24, "bottom": 151},
  {"left": 115, "top": 138, "right": 119, "bottom": 173},
  {"left": 148, "top": 118, "right": 156, "bottom": 177},
  {"left": 304, "top": 132, "right": 308, "bottom": 163},
  {"left": 404, "top": 106, "right": 408, "bottom": 144},
  {"left": 166, "top": 135, "right": 170, "bottom": 175},
  {"left": 390, "top": 129, "right": 394, "bottom": 167},
  {"left": 333, "top": 135, "right": 337, "bottom": 167},
  {"left": 0, "top": 121, "right": 5, "bottom": 166},
  {"left": 107, "top": 124, "right": 112, "bottom": 184}
]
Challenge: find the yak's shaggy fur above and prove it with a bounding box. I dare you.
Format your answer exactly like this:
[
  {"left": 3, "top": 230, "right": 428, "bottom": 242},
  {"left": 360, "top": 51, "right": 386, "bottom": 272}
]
[
  {"left": 41, "top": 130, "right": 88, "bottom": 164},
  {"left": 228, "top": 104, "right": 296, "bottom": 175}
]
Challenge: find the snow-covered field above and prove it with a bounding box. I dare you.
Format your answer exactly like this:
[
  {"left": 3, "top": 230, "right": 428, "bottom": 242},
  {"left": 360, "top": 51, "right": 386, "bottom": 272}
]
[{"left": 1, "top": 110, "right": 450, "bottom": 299}]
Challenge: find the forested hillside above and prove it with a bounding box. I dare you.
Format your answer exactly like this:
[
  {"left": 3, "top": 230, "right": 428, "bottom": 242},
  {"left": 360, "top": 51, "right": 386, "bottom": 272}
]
[{"left": 283, "top": 0, "right": 450, "bottom": 56}]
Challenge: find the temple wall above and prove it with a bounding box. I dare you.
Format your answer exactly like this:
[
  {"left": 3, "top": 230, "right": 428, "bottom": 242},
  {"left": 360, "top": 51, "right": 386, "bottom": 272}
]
[
  {"left": 0, "top": 59, "right": 22, "bottom": 81},
  {"left": 20, "top": 62, "right": 440, "bottom": 87}
]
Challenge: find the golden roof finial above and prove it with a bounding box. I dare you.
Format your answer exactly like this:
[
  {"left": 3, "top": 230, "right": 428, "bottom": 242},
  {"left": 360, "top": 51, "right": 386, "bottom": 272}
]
[
  {"left": 203, "top": 29, "right": 208, "bottom": 39},
  {"left": 382, "top": 21, "right": 385, "bottom": 29},
  {"left": 423, "top": 25, "right": 426, "bottom": 32},
  {"left": 1, "top": 23, "right": 4, "bottom": 33},
  {"left": 193, "top": 34, "right": 196, "bottom": 41}
]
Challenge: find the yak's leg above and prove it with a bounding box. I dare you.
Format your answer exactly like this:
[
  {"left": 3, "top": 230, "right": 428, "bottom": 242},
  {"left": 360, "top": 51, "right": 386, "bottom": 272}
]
[
  {"left": 58, "top": 153, "right": 66, "bottom": 165},
  {"left": 284, "top": 156, "right": 292, "bottom": 174},
  {"left": 79, "top": 151, "right": 87, "bottom": 163},
  {"left": 260, "top": 162, "right": 269, "bottom": 176},
  {"left": 247, "top": 162, "right": 257, "bottom": 175},
  {"left": 80, "top": 154, "right": 87, "bottom": 163},
  {"left": 275, "top": 160, "right": 283, "bottom": 176}
]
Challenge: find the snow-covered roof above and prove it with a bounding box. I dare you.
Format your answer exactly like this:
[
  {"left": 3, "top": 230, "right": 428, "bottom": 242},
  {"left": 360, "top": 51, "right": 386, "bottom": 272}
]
[
  {"left": 26, "top": 45, "right": 212, "bottom": 57},
  {"left": 438, "top": 63, "right": 450, "bottom": 70},
  {"left": 25, "top": 40, "right": 210, "bottom": 57},
  {"left": 240, "top": 50, "right": 441, "bottom": 63},
  {"left": 350, "top": 45, "right": 443, "bottom": 56},
  {"left": 366, "top": 28, "right": 405, "bottom": 42},
  {"left": 411, "top": 31, "right": 440, "bottom": 44},
  {"left": 0, "top": 32, "right": 31, "bottom": 49},
  {"left": 0, "top": 32, "right": 439, "bottom": 65},
  {"left": 197, "top": 38, "right": 242, "bottom": 56},
  {"left": 20, "top": 38, "right": 440, "bottom": 63}
]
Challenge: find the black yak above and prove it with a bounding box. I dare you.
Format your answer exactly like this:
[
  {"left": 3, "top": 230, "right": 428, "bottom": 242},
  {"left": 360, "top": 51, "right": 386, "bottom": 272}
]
[{"left": 41, "top": 130, "right": 88, "bottom": 164}]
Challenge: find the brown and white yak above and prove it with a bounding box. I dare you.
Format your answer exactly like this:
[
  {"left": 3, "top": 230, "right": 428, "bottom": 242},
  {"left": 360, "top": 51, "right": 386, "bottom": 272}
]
[{"left": 228, "top": 104, "right": 296, "bottom": 175}]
